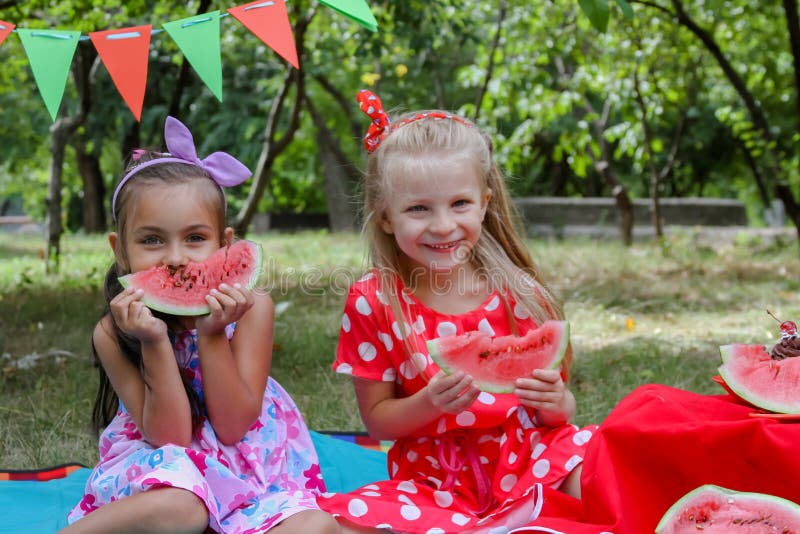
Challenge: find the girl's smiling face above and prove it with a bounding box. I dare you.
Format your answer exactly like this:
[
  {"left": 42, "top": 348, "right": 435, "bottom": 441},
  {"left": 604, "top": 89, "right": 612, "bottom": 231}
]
[
  {"left": 110, "top": 182, "right": 231, "bottom": 274},
  {"left": 380, "top": 156, "right": 491, "bottom": 274}
]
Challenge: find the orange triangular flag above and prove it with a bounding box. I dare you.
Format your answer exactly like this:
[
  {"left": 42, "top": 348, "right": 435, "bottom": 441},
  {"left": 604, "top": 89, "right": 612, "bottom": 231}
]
[
  {"left": 89, "top": 25, "right": 151, "bottom": 121},
  {"left": 228, "top": 0, "right": 299, "bottom": 69},
  {"left": 0, "top": 19, "right": 15, "bottom": 46}
]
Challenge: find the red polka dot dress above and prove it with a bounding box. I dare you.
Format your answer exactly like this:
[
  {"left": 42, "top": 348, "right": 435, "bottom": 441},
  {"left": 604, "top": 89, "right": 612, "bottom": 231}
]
[{"left": 318, "top": 270, "right": 598, "bottom": 533}]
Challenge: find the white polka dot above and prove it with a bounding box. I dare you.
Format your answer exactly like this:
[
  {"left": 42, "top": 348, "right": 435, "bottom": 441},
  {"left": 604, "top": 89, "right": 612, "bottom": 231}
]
[
  {"left": 412, "top": 352, "right": 429, "bottom": 371},
  {"left": 488, "top": 528, "right": 510, "bottom": 534},
  {"left": 532, "top": 459, "right": 550, "bottom": 478},
  {"left": 573, "top": 429, "right": 593, "bottom": 446},
  {"left": 407, "top": 450, "right": 419, "bottom": 462},
  {"left": 477, "top": 392, "right": 496, "bottom": 405},
  {"left": 532, "top": 442, "right": 547, "bottom": 459},
  {"left": 375, "top": 290, "right": 388, "bottom": 305},
  {"left": 358, "top": 342, "right": 377, "bottom": 361},
  {"left": 402, "top": 291, "right": 414, "bottom": 304},
  {"left": 341, "top": 313, "right": 351, "bottom": 332},
  {"left": 485, "top": 295, "right": 500, "bottom": 311},
  {"left": 436, "top": 418, "right": 447, "bottom": 434},
  {"left": 436, "top": 321, "right": 457, "bottom": 337},
  {"left": 391, "top": 461, "right": 399, "bottom": 477},
  {"left": 565, "top": 455, "right": 582, "bottom": 471},
  {"left": 348, "top": 498, "right": 368, "bottom": 517},
  {"left": 499, "top": 433, "right": 508, "bottom": 447},
  {"left": 398, "top": 480, "right": 418, "bottom": 493},
  {"left": 358, "top": 272, "right": 375, "bottom": 282},
  {"left": 376, "top": 524, "right": 392, "bottom": 530},
  {"left": 413, "top": 315, "right": 426, "bottom": 334},
  {"left": 426, "top": 528, "right": 446, "bottom": 534},
  {"left": 401, "top": 505, "right": 421, "bottom": 521},
  {"left": 392, "top": 321, "right": 411, "bottom": 340},
  {"left": 451, "top": 513, "right": 470, "bottom": 526},
  {"left": 513, "top": 303, "right": 530, "bottom": 320},
  {"left": 360, "top": 491, "right": 381, "bottom": 497},
  {"left": 355, "top": 296, "right": 372, "bottom": 315},
  {"left": 378, "top": 332, "right": 394, "bottom": 351},
  {"left": 500, "top": 473, "right": 518, "bottom": 492},
  {"left": 478, "top": 318, "right": 495, "bottom": 336},
  {"left": 480, "top": 456, "right": 489, "bottom": 464},
  {"left": 516, "top": 428, "right": 525, "bottom": 442},
  {"left": 335, "top": 363, "right": 352, "bottom": 374},
  {"left": 505, "top": 406, "right": 517, "bottom": 418},
  {"left": 434, "top": 490, "right": 453, "bottom": 507},
  {"left": 399, "top": 360, "right": 420, "bottom": 380},
  {"left": 508, "top": 452, "right": 518, "bottom": 464},
  {"left": 382, "top": 368, "right": 397, "bottom": 381},
  {"left": 364, "top": 484, "right": 380, "bottom": 490},
  {"left": 456, "top": 411, "right": 476, "bottom": 426}
]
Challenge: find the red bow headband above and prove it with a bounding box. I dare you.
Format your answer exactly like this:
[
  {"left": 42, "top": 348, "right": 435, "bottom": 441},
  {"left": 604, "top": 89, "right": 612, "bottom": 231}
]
[{"left": 356, "top": 89, "right": 472, "bottom": 152}]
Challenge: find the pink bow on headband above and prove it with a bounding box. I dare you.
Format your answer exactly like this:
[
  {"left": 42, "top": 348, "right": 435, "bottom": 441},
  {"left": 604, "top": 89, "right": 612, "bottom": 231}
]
[{"left": 111, "top": 116, "right": 252, "bottom": 220}]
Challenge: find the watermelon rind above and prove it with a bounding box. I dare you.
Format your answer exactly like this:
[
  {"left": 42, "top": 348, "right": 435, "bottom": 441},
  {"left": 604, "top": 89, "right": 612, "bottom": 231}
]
[
  {"left": 119, "top": 240, "right": 263, "bottom": 316},
  {"left": 655, "top": 484, "right": 800, "bottom": 534},
  {"left": 718, "top": 343, "right": 800, "bottom": 414},
  {"left": 427, "top": 320, "right": 570, "bottom": 394}
]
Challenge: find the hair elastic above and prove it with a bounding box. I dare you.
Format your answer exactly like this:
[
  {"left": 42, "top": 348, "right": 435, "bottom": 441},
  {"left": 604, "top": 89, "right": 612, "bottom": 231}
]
[
  {"left": 111, "top": 116, "right": 251, "bottom": 221},
  {"left": 356, "top": 89, "right": 472, "bottom": 152}
]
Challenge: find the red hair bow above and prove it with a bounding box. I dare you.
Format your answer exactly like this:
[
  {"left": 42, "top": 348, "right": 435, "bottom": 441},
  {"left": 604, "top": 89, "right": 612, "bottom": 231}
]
[{"left": 357, "top": 89, "right": 390, "bottom": 152}]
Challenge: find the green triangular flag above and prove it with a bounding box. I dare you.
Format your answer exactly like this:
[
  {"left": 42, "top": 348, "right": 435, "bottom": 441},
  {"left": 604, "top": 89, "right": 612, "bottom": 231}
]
[
  {"left": 16, "top": 29, "right": 81, "bottom": 121},
  {"left": 319, "top": 0, "right": 378, "bottom": 32},
  {"left": 162, "top": 11, "right": 223, "bottom": 101}
]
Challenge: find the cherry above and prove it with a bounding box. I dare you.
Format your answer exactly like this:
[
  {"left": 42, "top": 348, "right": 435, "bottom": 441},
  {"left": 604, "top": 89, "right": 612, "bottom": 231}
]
[{"left": 767, "top": 310, "right": 798, "bottom": 337}]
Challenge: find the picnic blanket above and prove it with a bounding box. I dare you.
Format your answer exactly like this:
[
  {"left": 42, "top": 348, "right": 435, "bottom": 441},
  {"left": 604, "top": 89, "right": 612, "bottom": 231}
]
[{"left": 0, "top": 431, "right": 390, "bottom": 534}]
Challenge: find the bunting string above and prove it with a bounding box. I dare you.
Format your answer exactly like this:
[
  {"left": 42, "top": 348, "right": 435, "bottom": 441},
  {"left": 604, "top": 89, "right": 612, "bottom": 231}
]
[{"left": 0, "top": 0, "right": 378, "bottom": 122}]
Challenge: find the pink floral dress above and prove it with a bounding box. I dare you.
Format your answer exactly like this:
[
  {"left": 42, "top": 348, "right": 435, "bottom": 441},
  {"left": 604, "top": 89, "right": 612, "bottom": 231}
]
[
  {"left": 318, "top": 271, "right": 598, "bottom": 533},
  {"left": 68, "top": 325, "right": 325, "bottom": 533}
]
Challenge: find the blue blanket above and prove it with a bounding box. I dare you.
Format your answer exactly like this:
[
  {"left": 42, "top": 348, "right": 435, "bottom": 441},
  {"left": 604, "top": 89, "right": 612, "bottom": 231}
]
[{"left": 0, "top": 431, "right": 388, "bottom": 534}]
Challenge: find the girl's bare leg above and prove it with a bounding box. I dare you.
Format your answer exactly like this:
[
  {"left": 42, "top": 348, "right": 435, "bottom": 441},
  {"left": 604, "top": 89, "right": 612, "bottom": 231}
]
[
  {"left": 58, "top": 487, "right": 208, "bottom": 534},
  {"left": 268, "top": 509, "right": 341, "bottom": 534},
  {"left": 559, "top": 464, "right": 583, "bottom": 499}
]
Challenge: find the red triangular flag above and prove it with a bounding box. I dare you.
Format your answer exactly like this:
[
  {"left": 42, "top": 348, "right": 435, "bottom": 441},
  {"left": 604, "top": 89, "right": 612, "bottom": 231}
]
[
  {"left": 0, "top": 19, "right": 15, "bottom": 46},
  {"left": 228, "top": 0, "right": 299, "bottom": 69},
  {"left": 89, "top": 25, "right": 151, "bottom": 121}
]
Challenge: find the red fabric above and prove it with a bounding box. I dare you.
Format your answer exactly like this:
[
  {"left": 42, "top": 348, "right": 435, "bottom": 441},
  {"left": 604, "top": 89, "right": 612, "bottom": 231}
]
[{"left": 579, "top": 384, "right": 800, "bottom": 533}]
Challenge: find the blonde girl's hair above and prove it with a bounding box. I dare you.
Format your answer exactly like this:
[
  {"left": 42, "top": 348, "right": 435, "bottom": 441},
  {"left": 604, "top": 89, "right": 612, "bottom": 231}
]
[{"left": 361, "top": 112, "right": 573, "bottom": 379}]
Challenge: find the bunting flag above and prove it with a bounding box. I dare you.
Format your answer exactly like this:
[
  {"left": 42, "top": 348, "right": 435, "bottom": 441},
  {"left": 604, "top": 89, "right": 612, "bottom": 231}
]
[
  {"left": 162, "top": 11, "right": 223, "bottom": 101},
  {"left": 319, "top": 0, "right": 378, "bottom": 32},
  {"left": 0, "top": 1, "right": 379, "bottom": 121},
  {"left": 16, "top": 29, "right": 81, "bottom": 121},
  {"left": 89, "top": 25, "right": 152, "bottom": 121},
  {"left": 0, "top": 20, "right": 15, "bottom": 46},
  {"left": 228, "top": 0, "right": 298, "bottom": 69}
]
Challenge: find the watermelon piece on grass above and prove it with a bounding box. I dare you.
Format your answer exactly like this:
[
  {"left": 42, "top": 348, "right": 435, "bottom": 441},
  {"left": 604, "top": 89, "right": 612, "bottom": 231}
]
[
  {"left": 119, "top": 239, "right": 263, "bottom": 316},
  {"left": 655, "top": 484, "right": 800, "bottom": 533},
  {"left": 718, "top": 343, "right": 800, "bottom": 414},
  {"left": 427, "top": 320, "right": 569, "bottom": 393}
]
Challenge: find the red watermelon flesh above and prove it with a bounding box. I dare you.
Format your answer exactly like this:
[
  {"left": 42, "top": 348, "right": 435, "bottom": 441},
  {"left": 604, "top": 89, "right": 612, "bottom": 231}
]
[
  {"left": 426, "top": 320, "right": 569, "bottom": 393},
  {"left": 718, "top": 344, "right": 800, "bottom": 414},
  {"left": 655, "top": 484, "right": 800, "bottom": 533},
  {"left": 119, "top": 240, "right": 262, "bottom": 316}
]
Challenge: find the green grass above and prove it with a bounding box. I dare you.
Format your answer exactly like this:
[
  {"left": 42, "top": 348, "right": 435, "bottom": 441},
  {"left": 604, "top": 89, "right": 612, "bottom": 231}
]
[{"left": 2, "top": 229, "right": 799, "bottom": 469}]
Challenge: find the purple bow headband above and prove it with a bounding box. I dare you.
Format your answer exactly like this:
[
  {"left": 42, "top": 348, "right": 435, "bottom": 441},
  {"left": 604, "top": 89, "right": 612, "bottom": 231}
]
[{"left": 111, "top": 116, "right": 252, "bottom": 221}]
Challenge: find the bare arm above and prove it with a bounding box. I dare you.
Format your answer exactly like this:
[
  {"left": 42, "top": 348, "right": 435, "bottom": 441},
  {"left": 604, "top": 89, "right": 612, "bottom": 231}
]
[
  {"left": 98, "top": 288, "right": 193, "bottom": 446},
  {"left": 354, "top": 370, "right": 481, "bottom": 441},
  {"left": 196, "top": 286, "right": 273, "bottom": 445}
]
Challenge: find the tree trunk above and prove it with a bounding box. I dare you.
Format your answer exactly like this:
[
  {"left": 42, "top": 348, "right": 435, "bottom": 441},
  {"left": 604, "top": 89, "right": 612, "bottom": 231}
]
[
  {"left": 232, "top": 10, "right": 314, "bottom": 236},
  {"left": 75, "top": 143, "right": 106, "bottom": 232},
  {"left": 473, "top": 0, "right": 507, "bottom": 120},
  {"left": 632, "top": 64, "right": 663, "bottom": 237},
  {"left": 305, "top": 96, "right": 360, "bottom": 231},
  {"left": 47, "top": 114, "right": 82, "bottom": 272}
]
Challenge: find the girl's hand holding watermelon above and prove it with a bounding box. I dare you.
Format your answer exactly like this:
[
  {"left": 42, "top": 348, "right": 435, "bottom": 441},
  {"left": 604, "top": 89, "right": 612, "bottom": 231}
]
[
  {"left": 426, "top": 370, "right": 481, "bottom": 414},
  {"left": 196, "top": 282, "right": 255, "bottom": 337},
  {"left": 514, "top": 368, "right": 576, "bottom": 427},
  {"left": 109, "top": 286, "right": 168, "bottom": 343}
]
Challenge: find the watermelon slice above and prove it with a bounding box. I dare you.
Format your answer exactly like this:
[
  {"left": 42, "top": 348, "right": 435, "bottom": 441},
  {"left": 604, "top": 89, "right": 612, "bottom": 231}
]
[
  {"left": 718, "top": 344, "right": 800, "bottom": 414},
  {"left": 119, "top": 239, "right": 263, "bottom": 316},
  {"left": 655, "top": 484, "right": 800, "bottom": 533},
  {"left": 427, "top": 320, "right": 569, "bottom": 393}
]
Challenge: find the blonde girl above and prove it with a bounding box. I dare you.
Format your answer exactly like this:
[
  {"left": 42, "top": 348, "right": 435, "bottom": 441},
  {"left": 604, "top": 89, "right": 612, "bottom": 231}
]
[{"left": 319, "top": 91, "right": 598, "bottom": 533}]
